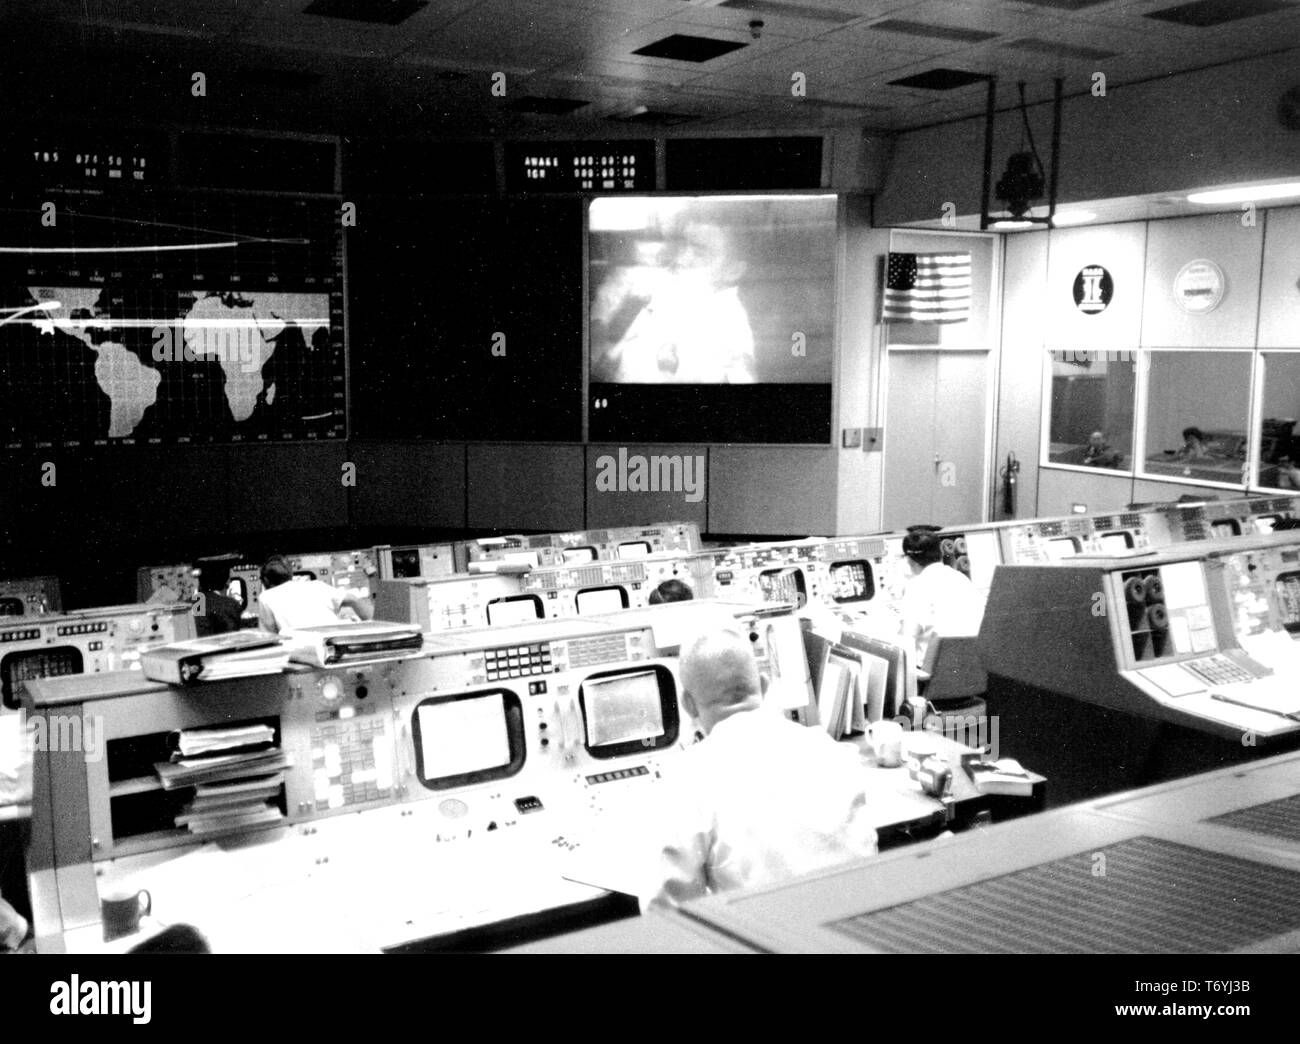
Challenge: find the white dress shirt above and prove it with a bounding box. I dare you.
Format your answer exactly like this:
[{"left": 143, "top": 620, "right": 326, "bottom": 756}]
[
  {"left": 900, "top": 562, "right": 988, "bottom": 666},
  {"left": 641, "top": 708, "right": 878, "bottom": 908},
  {"left": 256, "top": 578, "right": 347, "bottom": 634}
]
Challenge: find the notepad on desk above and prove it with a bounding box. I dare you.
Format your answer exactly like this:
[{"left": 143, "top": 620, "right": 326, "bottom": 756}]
[{"left": 967, "top": 758, "right": 1041, "bottom": 797}]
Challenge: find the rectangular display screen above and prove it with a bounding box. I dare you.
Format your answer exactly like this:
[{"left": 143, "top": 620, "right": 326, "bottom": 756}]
[
  {"left": 590, "top": 195, "right": 835, "bottom": 386},
  {"left": 759, "top": 567, "right": 806, "bottom": 607},
  {"left": 2, "top": 647, "right": 83, "bottom": 710},
  {"left": 616, "top": 542, "right": 651, "bottom": 560},
  {"left": 575, "top": 586, "right": 628, "bottom": 615},
  {"left": 562, "top": 547, "right": 598, "bottom": 564},
  {"left": 390, "top": 548, "right": 422, "bottom": 579},
  {"left": 415, "top": 693, "right": 511, "bottom": 783},
  {"left": 582, "top": 670, "right": 664, "bottom": 748},
  {"left": 1044, "top": 537, "right": 1081, "bottom": 562},
  {"left": 588, "top": 194, "right": 835, "bottom": 443},
  {"left": 829, "top": 561, "right": 873, "bottom": 604},
  {"left": 486, "top": 596, "right": 544, "bottom": 627},
  {"left": 1099, "top": 532, "right": 1135, "bottom": 553}
]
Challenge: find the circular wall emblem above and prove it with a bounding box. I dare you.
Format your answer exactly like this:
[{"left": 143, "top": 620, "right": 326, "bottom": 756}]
[
  {"left": 1173, "top": 259, "right": 1225, "bottom": 314},
  {"left": 1072, "top": 264, "right": 1114, "bottom": 314}
]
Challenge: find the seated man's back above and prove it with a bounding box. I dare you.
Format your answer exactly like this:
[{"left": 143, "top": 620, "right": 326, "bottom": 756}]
[
  {"left": 257, "top": 578, "right": 347, "bottom": 633},
  {"left": 643, "top": 629, "right": 876, "bottom": 908}
]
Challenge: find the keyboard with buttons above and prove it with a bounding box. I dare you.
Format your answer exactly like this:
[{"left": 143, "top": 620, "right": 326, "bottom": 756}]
[{"left": 1183, "top": 654, "right": 1255, "bottom": 688}]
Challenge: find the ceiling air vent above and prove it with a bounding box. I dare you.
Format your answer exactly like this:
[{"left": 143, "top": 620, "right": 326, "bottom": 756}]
[
  {"left": 303, "top": 0, "right": 428, "bottom": 25},
  {"left": 1145, "top": 0, "right": 1293, "bottom": 27},
  {"left": 888, "top": 68, "right": 990, "bottom": 90},
  {"left": 632, "top": 34, "right": 749, "bottom": 62}
]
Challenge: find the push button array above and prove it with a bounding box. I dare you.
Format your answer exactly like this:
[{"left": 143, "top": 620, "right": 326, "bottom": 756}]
[{"left": 485, "top": 643, "right": 551, "bottom": 681}]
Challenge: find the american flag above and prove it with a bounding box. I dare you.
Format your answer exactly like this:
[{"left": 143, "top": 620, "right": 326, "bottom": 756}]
[{"left": 883, "top": 252, "right": 972, "bottom": 323}]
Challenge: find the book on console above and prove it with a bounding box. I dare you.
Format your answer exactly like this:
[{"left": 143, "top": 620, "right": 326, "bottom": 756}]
[{"left": 142, "top": 632, "right": 288, "bottom": 685}]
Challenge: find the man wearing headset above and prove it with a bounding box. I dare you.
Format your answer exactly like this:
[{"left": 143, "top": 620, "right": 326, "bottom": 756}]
[{"left": 898, "top": 528, "right": 987, "bottom": 667}]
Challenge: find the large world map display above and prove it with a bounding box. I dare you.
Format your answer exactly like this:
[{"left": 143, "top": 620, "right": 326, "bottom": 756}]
[{"left": 0, "top": 191, "right": 345, "bottom": 448}]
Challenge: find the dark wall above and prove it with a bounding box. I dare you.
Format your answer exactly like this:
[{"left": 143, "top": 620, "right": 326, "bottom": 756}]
[{"left": 347, "top": 196, "right": 583, "bottom": 441}]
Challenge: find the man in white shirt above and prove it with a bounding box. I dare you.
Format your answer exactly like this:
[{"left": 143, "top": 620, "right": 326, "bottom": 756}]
[
  {"left": 642, "top": 629, "right": 877, "bottom": 909},
  {"left": 256, "top": 555, "right": 373, "bottom": 634},
  {"left": 898, "top": 529, "right": 987, "bottom": 666}
]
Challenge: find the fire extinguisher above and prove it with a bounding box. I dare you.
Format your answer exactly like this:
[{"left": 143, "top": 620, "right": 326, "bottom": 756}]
[{"left": 1000, "top": 451, "right": 1020, "bottom": 517}]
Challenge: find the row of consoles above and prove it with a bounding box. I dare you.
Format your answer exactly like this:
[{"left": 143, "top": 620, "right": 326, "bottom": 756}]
[
  {"left": 17, "top": 522, "right": 1300, "bottom": 951},
  {"left": 24, "top": 603, "right": 821, "bottom": 952},
  {"left": 2, "top": 497, "right": 1299, "bottom": 730},
  {"left": 24, "top": 530, "right": 1300, "bottom": 952}
]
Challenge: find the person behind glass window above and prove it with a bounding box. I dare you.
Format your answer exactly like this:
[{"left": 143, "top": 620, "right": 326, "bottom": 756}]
[
  {"left": 1083, "top": 430, "right": 1123, "bottom": 469},
  {"left": 1178, "top": 426, "right": 1211, "bottom": 459}
]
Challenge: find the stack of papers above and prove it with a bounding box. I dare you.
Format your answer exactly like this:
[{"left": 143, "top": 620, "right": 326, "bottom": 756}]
[{"left": 154, "top": 748, "right": 292, "bottom": 790}]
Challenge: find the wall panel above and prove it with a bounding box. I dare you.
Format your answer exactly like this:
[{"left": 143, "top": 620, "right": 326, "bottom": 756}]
[{"left": 466, "top": 444, "right": 584, "bottom": 533}]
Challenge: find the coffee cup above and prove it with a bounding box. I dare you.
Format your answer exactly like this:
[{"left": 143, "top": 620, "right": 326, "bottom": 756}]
[
  {"left": 867, "top": 719, "right": 904, "bottom": 768},
  {"left": 101, "top": 886, "right": 151, "bottom": 942}
]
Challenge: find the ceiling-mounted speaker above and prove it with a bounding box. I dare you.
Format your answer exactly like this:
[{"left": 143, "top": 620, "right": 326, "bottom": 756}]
[{"left": 1278, "top": 85, "right": 1300, "bottom": 130}]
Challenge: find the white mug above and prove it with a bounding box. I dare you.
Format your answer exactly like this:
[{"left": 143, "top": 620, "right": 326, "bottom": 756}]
[{"left": 867, "top": 719, "right": 904, "bottom": 768}]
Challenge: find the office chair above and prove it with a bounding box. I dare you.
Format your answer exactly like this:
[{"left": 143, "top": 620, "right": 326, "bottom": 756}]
[{"left": 919, "top": 636, "right": 988, "bottom": 731}]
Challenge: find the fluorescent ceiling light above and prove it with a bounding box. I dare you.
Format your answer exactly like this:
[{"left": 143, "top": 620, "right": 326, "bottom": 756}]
[
  {"left": 989, "top": 218, "right": 1037, "bottom": 230},
  {"left": 1187, "top": 182, "right": 1300, "bottom": 205},
  {"left": 1049, "top": 210, "right": 1096, "bottom": 226}
]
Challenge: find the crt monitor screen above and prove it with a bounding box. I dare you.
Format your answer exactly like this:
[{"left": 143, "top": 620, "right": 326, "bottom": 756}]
[
  {"left": 759, "top": 567, "right": 807, "bottom": 608},
  {"left": 2, "top": 647, "right": 83, "bottom": 711},
  {"left": 410, "top": 689, "right": 525, "bottom": 790},
  {"left": 578, "top": 664, "right": 679, "bottom": 759},
  {"left": 575, "top": 586, "right": 629, "bottom": 614},
  {"left": 1098, "top": 532, "right": 1135, "bottom": 553},
  {"left": 1256, "top": 515, "right": 1280, "bottom": 534},
  {"left": 562, "top": 546, "right": 598, "bottom": 564},
  {"left": 1211, "top": 520, "right": 1241, "bottom": 538},
  {"left": 1044, "top": 537, "right": 1081, "bottom": 562},
  {"left": 226, "top": 578, "right": 248, "bottom": 609},
  {"left": 486, "top": 595, "right": 544, "bottom": 626},
  {"left": 589, "top": 195, "right": 836, "bottom": 386},
  {"left": 829, "top": 560, "right": 874, "bottom": 604},
  {"left": 390, "top": 548, "right": 422, "bottom": 579},
  {"left": 587, "top": 195, "right": 836, "bottom": 444},
  {"left": 0, "top": 598, "right": 22, "bottom": 616},
  {"left": 616, "top": 541, "right": 651, "bottom": 560}
]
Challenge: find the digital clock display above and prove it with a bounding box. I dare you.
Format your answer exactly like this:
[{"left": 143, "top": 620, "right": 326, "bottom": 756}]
[{"left": 506, "top": 141, "right": 654, "bottom": 193}]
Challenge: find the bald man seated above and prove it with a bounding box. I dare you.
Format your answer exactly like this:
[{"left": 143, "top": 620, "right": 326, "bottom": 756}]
[{"left": 641, "top": 629, "right": 878, "bottom": 909}]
